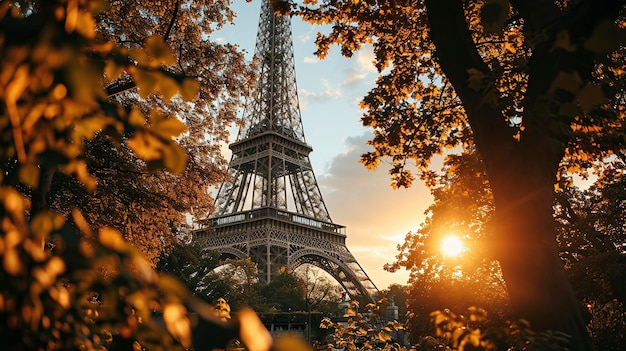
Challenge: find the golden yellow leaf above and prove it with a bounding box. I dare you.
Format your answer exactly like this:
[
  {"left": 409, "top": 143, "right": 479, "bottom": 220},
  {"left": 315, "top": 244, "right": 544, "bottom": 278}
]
[
  {"left": 135, "top": 69, "right": 157, "bottom": 98},
  {"left": 127, "top": 109, "right": 146, "bottom": 127},
  {"left": 19, "top": 163, "right": 40, "bottom": 188},
  {"left": 163, "top": 303, "right": 191, "bottom": 348},
  {"left": 132, "top": 254, "right": 157, "bottom": 283},
  {"left": 2, "top": 188, "right": 28, "bottom": 214},
  {"left": 273, "top": 333, "right": 311, "bottom": 351},
  {"left": 377, "top": 331, "right": 391, "bottom": 342},
  {"left": 71, "top": 209, "right": 94, "bottom": 237},
  {"left": 76, "top": 10, "right": 96, "bottom": 39},
  {"left": 47, "top": 256, "right": 65, "bottom": 277},
  {"left": 63, "top": 160, "right": 97, "bottom": 191},
  {"left": 153, "top": 118, "right": 188, "bottom": 139},
  {"left": 6, "top": 64, "right": 29, "bottom": 104},
  {"left": 65, "top": 0, "right": 79, "bottom": 33},
  {"left": 181, "top": 78, "right": 199, "bottom": 101},
  {"left": 146, "top": 35, "right": 176, "bottom": 66},
  {"left": 99, "top": 227, "right": 127, "bottom": 252},
  {"left": 104, "top": 60, "right": 125, "bottom": 81},
  {"left": 343, "top": 308, "right": 356, "bottom": 317},
  {"left": 158, "top": 75, "right": 180, "bottom": 102},
  {"left": 127, "top": 131, "right": 164, "bottom": 161},
  {"left": 237, "top": 307, "right": 273, "bottom": 351},
  {"left": 3, "top": 248, "right": 23, "bottom": 275},
  {"left": 158, "top": 274, "right": 190, "bottom": 301},
  {"left": 30, "top": 212, "right": 64, "bottom": 240},
  {"left": 129, "top": 48, "right": 150, "bottom": 66},
  {"left": 468, "top": 329, "right": 481, "bottom": 346},
  {"left": 49, "top": 286, "right": 70, "bottom": 309},
  {"left": 73, "top": 115, "right": 112, "bottom": 141}
]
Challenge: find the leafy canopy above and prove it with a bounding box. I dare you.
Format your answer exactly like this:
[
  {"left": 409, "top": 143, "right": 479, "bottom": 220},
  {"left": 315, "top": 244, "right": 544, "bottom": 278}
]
[
  {"left": 0, "top": 1, "right": 269, "bottom": 350},
  {"left": 45, "top": 0, "right": 256, "bottom": 261},
  {"left": 288, "top": 0, "right": 625, "bottom": 188}
]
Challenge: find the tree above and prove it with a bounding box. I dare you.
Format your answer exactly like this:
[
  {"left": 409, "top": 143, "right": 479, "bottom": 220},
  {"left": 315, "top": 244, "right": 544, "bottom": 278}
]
[
  {"left": 259, "top": 269, "right": 308, "bottom": 312},
  {"left": 377, "top": 284, "right": 409, "bottom": 323},
  {"left": 288, "top": 1, "right": 626, "bottom": 349},
  {"left": 0, "top": 1, "right": 270, "bottom": 350},
  {"left": 553, "top": 159, "right": 626, "bottom": 349},
  {"left": 42, "top": 0, "right": 256, "bottom": 262},
  {"left": 213, "top": 258, "right": 266, "bottom": 311},
  {"left": 155, "top": 239, "right": 230, "bottom": 302},
  {"left": 319, "top": 300, "right": 407, "bottom": 351},
  {"left": 388, "top": 148, "right": 509, "bottom": 342},
  {"left": 296, "top": 264, "right": 345, "bottom": 314},
  {"left": 390, "top": 144, "right": 626, "bottom": 345}
]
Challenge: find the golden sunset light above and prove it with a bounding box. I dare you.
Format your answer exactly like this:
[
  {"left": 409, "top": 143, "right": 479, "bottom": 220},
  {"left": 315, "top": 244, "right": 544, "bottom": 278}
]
[{"left": 441, "top": 235, "right": 465, "bottom": 257}]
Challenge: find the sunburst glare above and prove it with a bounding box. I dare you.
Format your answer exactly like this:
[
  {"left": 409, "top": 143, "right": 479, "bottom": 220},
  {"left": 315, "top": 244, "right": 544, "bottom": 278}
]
[{"left": 441, "top": 235, "right": 465, "bottom": 257}]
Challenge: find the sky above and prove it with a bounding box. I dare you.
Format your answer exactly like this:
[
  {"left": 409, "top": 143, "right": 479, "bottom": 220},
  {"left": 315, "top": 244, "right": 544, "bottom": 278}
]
[{"left": 213, "top": 0, "right": 433, "bottom": 290}]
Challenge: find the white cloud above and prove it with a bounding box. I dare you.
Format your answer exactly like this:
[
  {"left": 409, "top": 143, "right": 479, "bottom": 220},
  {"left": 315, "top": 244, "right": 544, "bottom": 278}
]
[
  {"left": 340, "top": 46, "right": 377, "bottom": 88},
  {"left": 316, "top": 133, "right": 433, "bottom": 288},
  {"left": 355, "top": 46, "right": 377, "bottom": 73},
  {"left": 342, "top": 71, "right": 369, "bottom": 88},
  {"left": 303, "top": 56, "right": 320, "bottom": 64},
  {"left": 298, "top": 33, "right": 311, "bottom": 43},
  {"left": 299, "top": 79, "right": 342, "bottom": 106}
]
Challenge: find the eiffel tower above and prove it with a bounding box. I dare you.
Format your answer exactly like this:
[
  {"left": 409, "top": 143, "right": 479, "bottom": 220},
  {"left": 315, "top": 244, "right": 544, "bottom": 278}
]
[{"left": 195, "top": 0, "right": 378, "bottom": 303}]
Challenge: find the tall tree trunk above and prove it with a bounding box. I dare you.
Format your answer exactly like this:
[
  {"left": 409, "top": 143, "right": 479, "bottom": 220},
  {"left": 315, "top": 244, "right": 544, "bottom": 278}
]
[
  {"left": 424, "top": 0, "right": 596, "bottom": 349},
  {"left": 487, "top": 147, "right": 592, "bottom": 349}
]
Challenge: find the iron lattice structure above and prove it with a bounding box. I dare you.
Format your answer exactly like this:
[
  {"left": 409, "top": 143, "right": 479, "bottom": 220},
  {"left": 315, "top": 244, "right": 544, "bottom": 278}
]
[{"left": 196, "top": 0, "right": 378, "bottom": 303}]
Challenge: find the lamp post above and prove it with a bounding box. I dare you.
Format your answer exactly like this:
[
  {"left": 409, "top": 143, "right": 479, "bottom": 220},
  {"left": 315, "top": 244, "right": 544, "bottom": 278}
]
[{"left": 287, "top": 308, "right": 291, "bottom": 331}]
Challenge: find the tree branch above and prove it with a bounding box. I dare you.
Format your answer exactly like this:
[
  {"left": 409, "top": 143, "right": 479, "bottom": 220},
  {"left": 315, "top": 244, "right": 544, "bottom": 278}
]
[
  {"left": 163, "top": 0, "right": 181, "bottom": 42},
  {"left": 424, "top": 0, "right": 515, "bottom": 161},
  {"left": 106, "top": 79, "right": 137, "bottom": 97},
  {"left": 508, "top": 0, "right": 562, "bottom": 33}
]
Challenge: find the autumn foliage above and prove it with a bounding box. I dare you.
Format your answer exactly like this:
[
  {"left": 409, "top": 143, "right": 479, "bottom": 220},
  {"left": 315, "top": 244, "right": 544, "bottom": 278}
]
[
  {"left": 288, "top": 0, "right": 626, "bottom": 350},
  {"left": 0, "top": 1, "right": 268, "bottom": 350}
]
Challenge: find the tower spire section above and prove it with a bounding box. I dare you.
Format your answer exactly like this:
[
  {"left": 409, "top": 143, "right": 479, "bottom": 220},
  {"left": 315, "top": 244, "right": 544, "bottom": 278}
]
[
  {"left": 214, "top": 0, "right": 330, "bottom": 220},
  {"left": 199, "top": 0, "right": 378, "bottom": 302}
]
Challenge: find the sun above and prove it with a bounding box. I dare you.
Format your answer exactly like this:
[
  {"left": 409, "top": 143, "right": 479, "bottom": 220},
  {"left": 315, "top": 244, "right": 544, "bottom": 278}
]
[{"left": 441, "top": 235, "right": 465, "bottom": 257}]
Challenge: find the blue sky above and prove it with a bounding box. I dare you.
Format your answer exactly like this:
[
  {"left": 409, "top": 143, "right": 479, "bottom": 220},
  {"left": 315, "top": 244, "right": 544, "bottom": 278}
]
[{"left": 214, "top": 0, "right": 433, "bottom": 289}]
